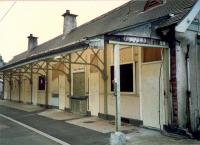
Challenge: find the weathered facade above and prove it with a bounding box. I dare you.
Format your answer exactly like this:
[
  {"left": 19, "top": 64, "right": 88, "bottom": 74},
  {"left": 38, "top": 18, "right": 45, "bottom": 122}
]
[{"left": 1, "top": 0, "right": 200, "bottom": 136}]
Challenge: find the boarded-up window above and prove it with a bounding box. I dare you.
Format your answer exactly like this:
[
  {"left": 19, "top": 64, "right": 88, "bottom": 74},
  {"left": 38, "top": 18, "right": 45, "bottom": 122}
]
[
  {"left": 143, "top": 48, "right": 161, "bottom": 62},
  {"left": 38, "top": 76, "right": 45, "bottom": 90},
  {"left": 111, "top": 63, "right": 133, "bottom": 92},
  {"left": 73, "top": 72, "right": 85, "bottom": 96}
]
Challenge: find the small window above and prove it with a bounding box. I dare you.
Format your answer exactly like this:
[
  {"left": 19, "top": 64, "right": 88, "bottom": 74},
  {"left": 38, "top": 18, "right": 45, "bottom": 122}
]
[
  {"left": 143, "top": 48, "right": 161, "bottom": 62},
  {"left": 38, "top": 76, "right": 46, "bottom": 90},
  {"left": 110, "top": 63, "right": 134, "bottom": 92}
]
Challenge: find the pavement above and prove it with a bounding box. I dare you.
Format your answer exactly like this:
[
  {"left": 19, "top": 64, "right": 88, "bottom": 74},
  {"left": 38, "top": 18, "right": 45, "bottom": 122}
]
[
  {"left": 38, "top": 109, "right": 83, "bottom": 121},
  {"left": 66, "top": 116, "right": 135, "bottom": 134},
  {"left": 0, "top": 100, "right": 44, "bottom": 112},
  {"left": 1, "top": 100, "right": 200, "bottom": 145},
  {"left": 125, "top": 128, "right": 200, "bottom": 145}
]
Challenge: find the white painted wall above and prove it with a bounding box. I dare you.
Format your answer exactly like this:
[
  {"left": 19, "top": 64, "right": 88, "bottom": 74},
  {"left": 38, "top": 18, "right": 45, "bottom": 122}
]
[
  {"left": 89, "top": 72, "right": 100, "bottom": 116},
  {"left": 176, "top": 28, "right": 200, "bottom": 130},
  {"left": 176, "top": 44, "right": 187, "bottom": 127}
]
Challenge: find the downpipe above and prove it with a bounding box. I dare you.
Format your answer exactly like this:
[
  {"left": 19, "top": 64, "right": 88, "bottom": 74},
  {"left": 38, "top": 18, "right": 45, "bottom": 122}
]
[
  {"left": 158, "top": 48, "right": 164, "bottom": 132},
  {"left": 185, "top": 44, "right": 192, "bottom": 132}
]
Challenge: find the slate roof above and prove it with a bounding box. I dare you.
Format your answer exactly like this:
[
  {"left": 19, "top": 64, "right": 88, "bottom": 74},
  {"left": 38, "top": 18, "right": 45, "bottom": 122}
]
[{"left": 4, "top": 0, "right": 198, "bottom": 69}]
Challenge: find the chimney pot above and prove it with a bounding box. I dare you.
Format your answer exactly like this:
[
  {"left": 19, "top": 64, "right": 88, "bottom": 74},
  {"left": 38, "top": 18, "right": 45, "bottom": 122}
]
[
  {"left": 27, "top": 34, "right": 38, "bottom": 50},
  {"left": 62, "top": 10, "right": 78, "bottom": 35},
  {"left": 66, "top": 10, "right": 70, "bottom": 14}
]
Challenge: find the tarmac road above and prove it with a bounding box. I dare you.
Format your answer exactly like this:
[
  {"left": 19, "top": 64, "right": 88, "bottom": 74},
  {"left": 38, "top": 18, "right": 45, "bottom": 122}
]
[
  {"left": 0, "top": 106, "right": 109, "bottom": 145},
  {"left": 0, "top": 116, "right": 62, "bottom": 145}
]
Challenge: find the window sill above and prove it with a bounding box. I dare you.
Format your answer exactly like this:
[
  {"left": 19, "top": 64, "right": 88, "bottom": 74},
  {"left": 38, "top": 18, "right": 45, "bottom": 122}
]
[
  {"left": 109, "top": 92, "right": 137, "bottom": 96},
  {"left": 38, "top": 90, "right": 45, "bottom": 93},
  {"left": 142, "top": 61, "right": 162, "bottom": 65}
]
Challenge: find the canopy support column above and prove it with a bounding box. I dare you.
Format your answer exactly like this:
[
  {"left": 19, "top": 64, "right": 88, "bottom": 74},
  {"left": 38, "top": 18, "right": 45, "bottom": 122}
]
[
  {"left": 30, "top": 64, "right": 33, "bottom": 104},
  {"left": 114, "top": 44, "right": 121, "bottom": 131},
  {"left": 18, "top": 75, "right": 21, "bottom": 103},
  {"left": 103, "top": 41, "right": 108, "bottom": 115},
  {"left": 2, "top": 72, "right": 5, "bottom": 100},
  {"left": 9, "top": 73, "right": 12, "bottom": 101},
  {"left": 45, "top": 62, "right": 49, "bottom": 108},
  {"left": 68, "top": 54, "right": 72, "bottom": 109}
]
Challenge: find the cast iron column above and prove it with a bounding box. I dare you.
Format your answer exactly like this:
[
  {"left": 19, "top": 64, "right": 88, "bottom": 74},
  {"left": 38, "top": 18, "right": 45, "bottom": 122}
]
[{"left": 114, "top": 44, "right": 121, "bottom": 131}]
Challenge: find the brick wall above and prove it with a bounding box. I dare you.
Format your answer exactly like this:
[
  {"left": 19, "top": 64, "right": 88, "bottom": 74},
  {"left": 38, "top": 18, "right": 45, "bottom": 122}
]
[{"left": 168, "top": 28, "right": 178, "bottom": 125}]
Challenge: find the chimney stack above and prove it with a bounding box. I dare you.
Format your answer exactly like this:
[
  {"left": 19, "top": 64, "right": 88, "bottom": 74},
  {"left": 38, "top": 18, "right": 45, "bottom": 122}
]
[
  {"left": 62, "top": 10, "right": 77, "bottom": 35},
  {"left": 28, "top": 34, "right": 38, "bottom": 50}
]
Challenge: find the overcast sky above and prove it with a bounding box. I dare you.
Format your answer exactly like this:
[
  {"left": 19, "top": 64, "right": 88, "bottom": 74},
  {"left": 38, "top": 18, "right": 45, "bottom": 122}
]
[{"left": 0, "top": 1, "right": 129, "bottom": 62}]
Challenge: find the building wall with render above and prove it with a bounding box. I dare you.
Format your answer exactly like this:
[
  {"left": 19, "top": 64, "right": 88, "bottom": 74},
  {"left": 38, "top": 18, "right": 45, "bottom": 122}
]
[
  {"left": 3, "top": 43, "right": 167, "bottom": 128},
  {"left": 175, "top": 12, "right": 200, "bottom": 130}
]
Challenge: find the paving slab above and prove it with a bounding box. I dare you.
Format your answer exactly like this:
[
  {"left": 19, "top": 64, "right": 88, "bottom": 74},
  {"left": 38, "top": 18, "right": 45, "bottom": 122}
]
[
  {"left": 125, "top": 128, "right": 200, "bottom": 145},
  {"left": 38, "top": 109, "right": 83, "bottom": 121},
  {"left": 0, "top": 100, "right": 44, "bottom": 112},
  {"left": 66, "top": 116, "right": 136, "bottom": 134}
]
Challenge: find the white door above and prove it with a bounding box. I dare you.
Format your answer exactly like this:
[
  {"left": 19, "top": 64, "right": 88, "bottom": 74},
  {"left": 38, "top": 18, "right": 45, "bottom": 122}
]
[
  {"left": 32, "top": 75, "right": 38, "bottom": 105},
  {"left": 24, "top": 79, "right": 30, "bottom": 103},
  {"left": 59, "top": 75, "right": 66, "bottom": 110},
  {"left": 89, "top": 73, "right": 99, "bottom": 116},
  {"left": 141, "top": 62, "right": 164, "bottom": 128}
]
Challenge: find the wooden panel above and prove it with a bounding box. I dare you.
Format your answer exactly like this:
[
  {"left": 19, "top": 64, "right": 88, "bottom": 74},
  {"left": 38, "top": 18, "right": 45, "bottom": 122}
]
[
  {"left": 73, "top": 72, "right": 85, "bottom": 96},
  {"left": 143, "top": 48, "right": 161, "bottom": 62},
  {"left": 120, "top": 47, "right": 133, "bottom": 63}
]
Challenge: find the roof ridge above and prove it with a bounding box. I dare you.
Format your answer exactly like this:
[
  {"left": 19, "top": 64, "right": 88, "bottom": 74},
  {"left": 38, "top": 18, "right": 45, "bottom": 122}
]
[
  {"left": 69, "top": 0, "right": 133, "bottom": 33},
  {"left": 29, "top": 34, "right": 62, "bottom": 52},
  {"left": 27, "top": 1, "right": 134, "bottom": 52}
]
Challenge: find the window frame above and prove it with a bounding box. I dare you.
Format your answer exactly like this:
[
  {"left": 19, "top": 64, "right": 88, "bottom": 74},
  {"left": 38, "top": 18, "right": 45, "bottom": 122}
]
[{"left": 110, "top": 61, "right": 136, "bottom": 94}]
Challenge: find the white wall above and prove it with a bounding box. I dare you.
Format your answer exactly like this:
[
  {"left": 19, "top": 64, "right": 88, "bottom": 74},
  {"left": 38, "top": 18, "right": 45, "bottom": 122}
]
[{"left": 176, "top": 29, "right": 200, "bottom": 130}]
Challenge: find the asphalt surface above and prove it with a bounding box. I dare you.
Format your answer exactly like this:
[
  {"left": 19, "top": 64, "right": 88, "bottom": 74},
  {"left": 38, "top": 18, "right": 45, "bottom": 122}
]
[
  {"left": 0, "top": 116, "right": 61, "bottom": 145},
  {"left": 0, "top": 106, "right": 109, "bottom": 145}
]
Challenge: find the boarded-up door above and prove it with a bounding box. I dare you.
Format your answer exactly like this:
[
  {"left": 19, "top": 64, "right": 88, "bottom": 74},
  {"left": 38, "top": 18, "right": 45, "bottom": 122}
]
[
  {"left": 73, "top": 72, "right": 85, "bottom": 96},
  {"left": 32, "top": 75, "right": 38, "bottom": 105},
  {"left": 23, "top": 79, "right": 30, "bottom": 103},
  {"left": 89, "top": 73, "right": 99, "bottom": 116},
  {"left": 141, "top": 62, "right": 163, "bottom": 128},
  {"left": 59, "top": 75, "right": 66, "bottom": 110}
]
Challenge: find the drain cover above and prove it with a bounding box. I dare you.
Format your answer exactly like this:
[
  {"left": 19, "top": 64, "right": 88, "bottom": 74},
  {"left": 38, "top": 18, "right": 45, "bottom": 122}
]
[
  {"left": 121, "top": 129, "right": 135, "bottom": 134},
  {"left": 109, "top": 121, "right": 126, "bottom": 126}
]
